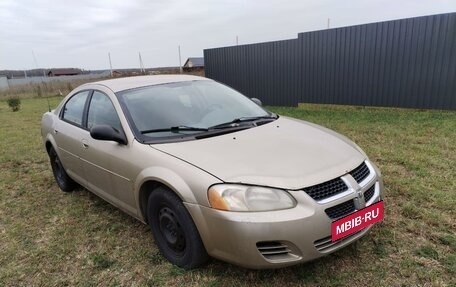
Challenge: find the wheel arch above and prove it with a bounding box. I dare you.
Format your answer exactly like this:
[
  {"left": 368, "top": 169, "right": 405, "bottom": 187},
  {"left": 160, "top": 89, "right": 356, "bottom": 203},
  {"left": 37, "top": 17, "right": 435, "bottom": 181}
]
[
  {"left": 45, "top": 140, "right": 53, "bottom": 154},
  {"left": 138, "top": 180, "right": 170, "bottom": 223},
  {"left": 135, "top": 167, "right": 198, "bottom": 223},
  {"left": 44, "top": 135, "right": 59, "bottom": 156}
]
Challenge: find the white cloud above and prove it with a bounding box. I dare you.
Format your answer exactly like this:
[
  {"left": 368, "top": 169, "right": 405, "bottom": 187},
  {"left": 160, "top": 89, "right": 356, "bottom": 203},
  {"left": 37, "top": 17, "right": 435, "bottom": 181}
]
[{"left": 0, "top": 0, "right": 455, "bottom": 70}]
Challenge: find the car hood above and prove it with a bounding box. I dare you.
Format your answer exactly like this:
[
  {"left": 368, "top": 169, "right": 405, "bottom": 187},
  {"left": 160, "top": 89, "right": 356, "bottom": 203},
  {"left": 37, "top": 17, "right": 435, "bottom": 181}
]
[{"left": 151, "top": 117, "right": 366, "bottom": 190}]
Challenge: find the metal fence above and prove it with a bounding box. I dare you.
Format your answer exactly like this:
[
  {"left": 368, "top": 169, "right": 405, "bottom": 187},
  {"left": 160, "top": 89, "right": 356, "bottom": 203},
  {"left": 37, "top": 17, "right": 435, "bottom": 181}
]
[
  {"left": 204, "top": 13, "right": 456, "bottom": 110},
  {"left": 0, "top": 72, "right": 111, "bottom": 91}
]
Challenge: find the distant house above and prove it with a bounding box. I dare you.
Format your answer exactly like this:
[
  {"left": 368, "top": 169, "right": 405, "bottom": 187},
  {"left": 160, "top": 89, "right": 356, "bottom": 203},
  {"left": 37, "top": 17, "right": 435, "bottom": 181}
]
[
  {"left": 47, "top": 68, "right": 81, "bottom": 77},
  {"left": 183, "top": 57, "right": 204, "bottom": 71},
  {"left": 112, "top": 70, "right": 123, "bottom": 77}
]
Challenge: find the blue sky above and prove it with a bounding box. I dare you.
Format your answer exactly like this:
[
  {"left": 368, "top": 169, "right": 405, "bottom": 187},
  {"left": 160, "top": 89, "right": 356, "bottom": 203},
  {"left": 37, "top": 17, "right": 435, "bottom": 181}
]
[{"left": 0, "top": 0, "right": 455, "bottom": 70}]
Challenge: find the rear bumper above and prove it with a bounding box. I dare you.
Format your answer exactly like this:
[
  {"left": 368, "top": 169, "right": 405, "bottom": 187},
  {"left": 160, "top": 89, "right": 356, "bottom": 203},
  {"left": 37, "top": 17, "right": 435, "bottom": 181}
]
[{"left": 186, "top": 162, "right": 384, "bottom": 269}]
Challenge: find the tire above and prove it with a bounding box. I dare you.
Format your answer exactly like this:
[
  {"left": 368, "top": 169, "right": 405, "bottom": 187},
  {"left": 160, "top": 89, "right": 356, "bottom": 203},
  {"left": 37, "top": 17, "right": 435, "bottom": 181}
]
[
  {"left": 147, "top": 187, "right": 209, "bottom": 269},
  {"left": 48, "top": 146, "right": 77, "bottom": 192}
]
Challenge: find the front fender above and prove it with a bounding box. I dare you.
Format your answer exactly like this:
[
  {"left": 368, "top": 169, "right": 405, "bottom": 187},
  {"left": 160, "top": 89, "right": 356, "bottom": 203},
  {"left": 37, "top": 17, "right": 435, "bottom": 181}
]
[{"left": 134, "top": 166, "right": 198, "bottom": 205}]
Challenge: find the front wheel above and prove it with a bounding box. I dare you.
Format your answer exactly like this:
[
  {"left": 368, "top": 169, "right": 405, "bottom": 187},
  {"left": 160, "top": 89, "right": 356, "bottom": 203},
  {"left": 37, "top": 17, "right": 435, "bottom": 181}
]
[{"left": 147, "top": 187, "right": 209, "bottom": 269}]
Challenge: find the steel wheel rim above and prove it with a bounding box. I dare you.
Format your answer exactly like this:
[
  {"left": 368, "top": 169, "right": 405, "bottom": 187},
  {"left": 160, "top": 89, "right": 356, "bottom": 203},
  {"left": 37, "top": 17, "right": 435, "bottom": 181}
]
[
  {"left": 158, "top": 206, "right": 186, "bottom": 255},
  {"left": 52, "top": 153, "right": 64, "bottom": 183}
]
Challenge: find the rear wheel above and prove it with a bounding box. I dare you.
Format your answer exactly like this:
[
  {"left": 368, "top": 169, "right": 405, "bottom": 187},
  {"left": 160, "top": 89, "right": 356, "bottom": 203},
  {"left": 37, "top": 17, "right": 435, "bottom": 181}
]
[
  {"left": 48, "top": 146, "right": 77, "bottom": 192},
  {"left": 147, "top": 187, "right": 209, "bottom": 269}
]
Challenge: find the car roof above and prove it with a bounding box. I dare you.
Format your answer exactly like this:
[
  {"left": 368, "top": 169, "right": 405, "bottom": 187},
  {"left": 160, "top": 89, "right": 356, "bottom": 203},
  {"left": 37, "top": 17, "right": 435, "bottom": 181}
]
[{"left": 82, "top": 74, "right": 212, "bottom": 93}]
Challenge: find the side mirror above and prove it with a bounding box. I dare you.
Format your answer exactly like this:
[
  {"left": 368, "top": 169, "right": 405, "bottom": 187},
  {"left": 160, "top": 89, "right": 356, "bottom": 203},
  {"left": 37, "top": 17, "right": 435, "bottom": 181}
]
[
  {"left": 251, "top": 98, "right": 262, "bottom": 106},
  {"left": 90, "top": 125, "right": 127, "bottom": 145}
]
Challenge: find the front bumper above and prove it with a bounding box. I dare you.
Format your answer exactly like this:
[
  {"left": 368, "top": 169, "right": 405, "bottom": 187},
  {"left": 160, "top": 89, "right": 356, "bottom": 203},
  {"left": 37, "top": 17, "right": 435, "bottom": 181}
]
[{"left": 185, "top": 161, "right": 384, "bottom": 269}]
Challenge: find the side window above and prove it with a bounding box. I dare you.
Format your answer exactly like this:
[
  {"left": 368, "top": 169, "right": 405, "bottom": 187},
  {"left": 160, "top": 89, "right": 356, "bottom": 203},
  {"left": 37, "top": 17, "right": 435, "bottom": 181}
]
[
  {"left": 62, "top": 91, "right": 90, "bottom": 126},
  {"left": 87, "top": 91, "right": 122, "bottom": 132}
]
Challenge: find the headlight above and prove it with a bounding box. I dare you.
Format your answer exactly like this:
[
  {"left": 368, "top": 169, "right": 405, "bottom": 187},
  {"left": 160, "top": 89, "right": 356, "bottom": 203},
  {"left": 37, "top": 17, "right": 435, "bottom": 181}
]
[{"left": 207, "top": 184, "right": 296, "bottom": 212}]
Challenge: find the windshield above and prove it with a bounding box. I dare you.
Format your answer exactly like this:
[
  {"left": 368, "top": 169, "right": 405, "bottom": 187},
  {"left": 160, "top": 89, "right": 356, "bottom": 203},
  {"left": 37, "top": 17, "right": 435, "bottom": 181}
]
[{"left": 118, "top": 80, "right": 273, "bottom": 141}]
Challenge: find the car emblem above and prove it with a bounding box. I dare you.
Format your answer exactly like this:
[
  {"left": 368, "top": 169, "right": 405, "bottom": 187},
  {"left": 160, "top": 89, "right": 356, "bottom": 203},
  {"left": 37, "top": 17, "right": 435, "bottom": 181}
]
[{"left": 353, "top": 188, "right": 366, "bottom": 210}]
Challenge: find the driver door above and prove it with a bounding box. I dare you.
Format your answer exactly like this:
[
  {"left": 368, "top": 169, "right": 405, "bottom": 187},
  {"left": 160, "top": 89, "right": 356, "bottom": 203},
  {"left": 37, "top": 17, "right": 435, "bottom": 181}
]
[{"left": 79, "top": 90, "right": 137, "bottom": 216}]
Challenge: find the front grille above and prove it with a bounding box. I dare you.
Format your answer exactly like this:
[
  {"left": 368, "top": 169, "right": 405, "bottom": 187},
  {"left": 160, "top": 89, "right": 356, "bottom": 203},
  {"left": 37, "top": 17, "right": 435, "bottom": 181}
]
[
  {"left": 325, "top": 199, "right": 355, "bottom": 220},
  {"left": 303, "top": 178, "right": 348, "bottom": 201},
  {"left": 364, "top": 184, "right": 375, "bottom": 202},
  {"left": 350, "top": 162, "right": 370, "bottom": 183},
  {"left": 256, "top": 241, "right": 291, "bottom": 260}
]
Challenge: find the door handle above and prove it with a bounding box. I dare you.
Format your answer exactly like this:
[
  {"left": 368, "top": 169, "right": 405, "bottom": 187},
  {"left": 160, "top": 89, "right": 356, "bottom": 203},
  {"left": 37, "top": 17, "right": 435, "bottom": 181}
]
[
  {"left": 53, "top": 129, "right": 58, "bottom": 134},
  {"left": 81, "top": 140, "right": 89, "bottom": 149}
]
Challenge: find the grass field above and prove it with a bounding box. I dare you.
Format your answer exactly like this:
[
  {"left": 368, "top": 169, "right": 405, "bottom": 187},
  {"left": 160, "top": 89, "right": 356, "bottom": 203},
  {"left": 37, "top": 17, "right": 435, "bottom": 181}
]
[{"left": 0, "top": 97, "right": 455, "bottom": 286}]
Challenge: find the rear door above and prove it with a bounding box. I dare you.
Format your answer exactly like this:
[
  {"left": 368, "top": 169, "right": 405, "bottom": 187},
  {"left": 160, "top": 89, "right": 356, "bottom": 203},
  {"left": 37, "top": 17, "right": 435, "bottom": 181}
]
[{"left": 54, "top": 90, "right": 91, "bottom": 184}]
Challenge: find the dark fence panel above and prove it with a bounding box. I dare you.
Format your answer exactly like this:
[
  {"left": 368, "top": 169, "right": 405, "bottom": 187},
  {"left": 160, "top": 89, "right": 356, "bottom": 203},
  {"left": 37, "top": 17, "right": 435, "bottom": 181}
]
[
  {"left": 205, "top": 39, "right": 300, "bottom": 106},
  {"left": 204, "top": 13, "right": 456, "bottom": 110}
]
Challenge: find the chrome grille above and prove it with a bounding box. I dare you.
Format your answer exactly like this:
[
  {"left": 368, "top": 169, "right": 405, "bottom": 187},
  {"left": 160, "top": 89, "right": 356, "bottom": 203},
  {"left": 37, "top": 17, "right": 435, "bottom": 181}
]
[
  {"left": 325, "top": 199, "right": 355, "bottom": 220},
  {"left": 350, "top": 162, "right": 370, "bottom": 183},
  {"left": 364, "top": 184, "right": 375, "bottom": 202},
  {"left": 303, "top": 178, "right": 348, "bottom": 201}
]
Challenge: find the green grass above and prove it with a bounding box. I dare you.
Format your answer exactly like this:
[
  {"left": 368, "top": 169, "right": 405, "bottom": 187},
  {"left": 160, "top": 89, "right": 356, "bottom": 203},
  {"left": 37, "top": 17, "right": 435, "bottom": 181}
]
[{"left": 0, "top": 98, "right": 455, "bottom": 286}]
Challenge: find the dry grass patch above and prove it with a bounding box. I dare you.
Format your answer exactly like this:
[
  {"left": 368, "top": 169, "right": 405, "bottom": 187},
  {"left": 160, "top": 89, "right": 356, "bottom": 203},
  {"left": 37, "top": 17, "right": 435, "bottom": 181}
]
[{"left": 0, "top": 98, "right": 455, "bottom": 286}]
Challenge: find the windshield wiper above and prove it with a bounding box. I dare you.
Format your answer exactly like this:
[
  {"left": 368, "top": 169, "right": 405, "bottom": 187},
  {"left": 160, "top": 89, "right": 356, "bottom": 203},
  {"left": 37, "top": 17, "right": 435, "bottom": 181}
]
[
  {"left": 141, "top": 126, "right": 209, "bottom": 134},
  {"left": 209, "top": 115, "right": 278, "bottom": 129},
  {"left": 140, "top": 115, "right": 278, "bottom": 135}
]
